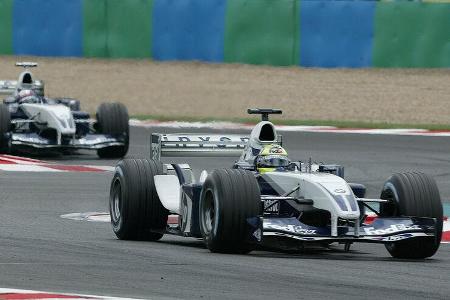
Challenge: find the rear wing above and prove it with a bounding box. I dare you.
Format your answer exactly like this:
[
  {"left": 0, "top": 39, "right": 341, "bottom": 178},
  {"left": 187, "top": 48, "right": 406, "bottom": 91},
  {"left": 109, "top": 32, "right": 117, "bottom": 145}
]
[
  {"left": 1, "top": 62, "right": 43, "bottom": 96},
  {"left": 16, "top": 62, "right": 38, "bottom": 68},
  {"left": 151, "top": 133, "right": 249, "bottom": 160},
  {"left": 0, "top": 80, "right": 45, "bottom": 96},
  {"left": 0, "top": 80, "right": 18, "bottom": 95}
]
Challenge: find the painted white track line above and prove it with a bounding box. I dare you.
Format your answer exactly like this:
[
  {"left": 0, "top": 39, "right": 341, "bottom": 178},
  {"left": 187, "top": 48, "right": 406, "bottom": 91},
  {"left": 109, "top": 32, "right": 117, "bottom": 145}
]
[
  {"left": 61, "top": 212, "right": 180, "bottom": 225},
  {"left": 443, "top": 217, "right": 450, "bottom": 244},
  {"left": 0, "top": 164, "right": 63, "bottom": 172},
  {"left": 0, "top": 288, "right": 142, "bottom": 299},
  {"left": 60, "top": 212, "right": 111, "bottom": 222},
  {"left": 130, "top": 119, "right": 450, "bottom": 137},
  {"left": 0, "top": 155, "right": 115, "bottom": 173}
]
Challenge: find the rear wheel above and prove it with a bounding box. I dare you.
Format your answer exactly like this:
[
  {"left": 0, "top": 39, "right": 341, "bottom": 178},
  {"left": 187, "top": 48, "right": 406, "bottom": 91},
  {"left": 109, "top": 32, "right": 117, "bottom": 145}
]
[
  {"left": 380, "top": 172, "right": 443, "bottom": 259},
  {"left": 0, "top": 104, "right": 11, "bottom": 153},
  {"left": 96, "top": 102, "right": 129, "bottom": 158},
  {"left": 109, "top": 158, "right": 168, "bottom": 240},
  {"left": 199, "top": 169, "right": 261, "bottom": 253}
]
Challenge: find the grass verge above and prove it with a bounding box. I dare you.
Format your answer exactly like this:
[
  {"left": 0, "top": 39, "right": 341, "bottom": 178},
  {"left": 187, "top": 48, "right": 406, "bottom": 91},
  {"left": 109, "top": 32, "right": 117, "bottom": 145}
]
[{"left": 132, "top": 115, "right": 450, "bottom": 131}]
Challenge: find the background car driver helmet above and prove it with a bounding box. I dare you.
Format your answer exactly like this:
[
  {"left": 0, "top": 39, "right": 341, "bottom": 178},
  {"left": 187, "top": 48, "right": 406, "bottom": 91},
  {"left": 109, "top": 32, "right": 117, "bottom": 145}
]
[{"left": 18, "top": 89, "right": 39, "bottom": 104}]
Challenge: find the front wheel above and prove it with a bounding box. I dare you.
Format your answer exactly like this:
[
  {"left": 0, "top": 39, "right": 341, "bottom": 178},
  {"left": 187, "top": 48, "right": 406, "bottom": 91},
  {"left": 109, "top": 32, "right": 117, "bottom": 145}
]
[
  {"left": 96, "top": 102, "right": 129, "bottom": 158},
  {"left": 0, "top": 104, "right": 11, "bottom": 153},
  {"left": 199, "top": 169, "right": 261, "bottom": 254},
  {"left": 380, "top": 172, "right": 443, "bottom": 259}
]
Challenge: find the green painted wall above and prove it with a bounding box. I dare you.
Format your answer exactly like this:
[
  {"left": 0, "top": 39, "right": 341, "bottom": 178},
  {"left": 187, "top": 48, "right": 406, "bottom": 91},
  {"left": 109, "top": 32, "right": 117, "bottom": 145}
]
[
  {"left": 0, "top": 0, "right": 13, "bottom": 55},
  {"left": 83, "top": 0, "right": 153, "bottom": 58},
  {"left": 373, "top": 2, "right": 450, "bottom": 67},
  {"left": 224, "top": 0, "right": 299, "bottom": 66},
  {"left": 83, "top": 0, "right": 107, "bottom": 57},
  {"left": 106, "top": 0, "right": 153, "bottom": 58}
]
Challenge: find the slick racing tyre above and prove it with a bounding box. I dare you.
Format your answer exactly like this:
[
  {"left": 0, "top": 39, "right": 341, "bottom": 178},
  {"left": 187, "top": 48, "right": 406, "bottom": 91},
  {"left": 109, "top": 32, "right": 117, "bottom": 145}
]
[
  {"left": 199, "top": 169, "right": 261, "bottom": 254},
  {"left": 380, "top": 172, "right": 443, "bottom": 259},
  {"left": 109, "top": 158, "right": 168, "bottom": 241},
  {"left": 96, "top": 102, "right": 129, "bottom": 158},
  {"left": 0, "top": 104, "right": 11, "bottom": 153}
]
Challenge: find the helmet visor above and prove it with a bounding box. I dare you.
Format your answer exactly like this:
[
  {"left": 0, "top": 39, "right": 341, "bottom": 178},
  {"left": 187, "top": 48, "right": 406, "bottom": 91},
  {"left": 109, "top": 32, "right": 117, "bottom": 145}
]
[
  {"left": 20, "top": 95, "right": 40, "bottom": 104},
  {"left": 257, "top": 155, "right": 290, "bottom": 168}
]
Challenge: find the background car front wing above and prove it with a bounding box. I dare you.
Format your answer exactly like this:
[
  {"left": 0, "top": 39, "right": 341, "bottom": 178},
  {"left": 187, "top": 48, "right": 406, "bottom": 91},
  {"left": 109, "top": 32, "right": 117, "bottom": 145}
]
[{"left": 11, "top": 133, "right": 125, "bottom": 149}]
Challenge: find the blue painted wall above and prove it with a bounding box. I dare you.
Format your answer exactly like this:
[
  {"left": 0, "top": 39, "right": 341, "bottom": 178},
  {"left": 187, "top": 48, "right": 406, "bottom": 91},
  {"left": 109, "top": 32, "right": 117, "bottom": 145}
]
[
  {"left": 13, "top": 0, "right": 82, "bottom": 56},
  {"left": 152, "top": 0, "right": 226, "bottom": 62},
  {"left": 300, "top": 1, "right": 375, "bottom": 67}
]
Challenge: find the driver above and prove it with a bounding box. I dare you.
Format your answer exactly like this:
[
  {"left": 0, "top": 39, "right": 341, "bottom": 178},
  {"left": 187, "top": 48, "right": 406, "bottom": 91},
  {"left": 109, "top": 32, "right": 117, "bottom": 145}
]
[
  {"left": 16, "top": 89, "right": 40, "bottom": 104},
  {"left": 255, "top": 144, "right": 291, "bottom": 173}
]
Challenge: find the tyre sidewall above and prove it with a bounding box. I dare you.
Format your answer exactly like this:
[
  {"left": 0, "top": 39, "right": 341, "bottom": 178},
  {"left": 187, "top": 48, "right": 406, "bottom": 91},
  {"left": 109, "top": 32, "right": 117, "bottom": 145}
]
[
  {"left": 110, "top": 165, "right": 125, "bottom": 235},
  {"left": 0, "top": 104, "right": 11, "bottom": 152},
  {"left": 199, "top": 176, "right": 221, "bottom": 248},
  {"left": 109, "top": 162, "right": 131, "bottom": 238}
]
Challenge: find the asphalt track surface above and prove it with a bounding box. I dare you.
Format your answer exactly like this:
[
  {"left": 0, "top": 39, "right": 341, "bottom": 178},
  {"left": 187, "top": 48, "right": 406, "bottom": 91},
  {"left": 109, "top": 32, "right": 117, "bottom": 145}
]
[{"left": 0, "top": 126, "right": 449, "bottom": 299}]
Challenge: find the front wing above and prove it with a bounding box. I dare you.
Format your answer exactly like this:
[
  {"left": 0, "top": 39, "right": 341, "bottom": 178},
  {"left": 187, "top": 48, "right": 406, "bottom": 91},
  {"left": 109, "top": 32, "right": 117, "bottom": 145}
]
[
  {"left": 11, "top": 133, "right": 125, "bottom": 150},
  {"left": 252, "top": 217, "right": 438, "bottom": 244}
]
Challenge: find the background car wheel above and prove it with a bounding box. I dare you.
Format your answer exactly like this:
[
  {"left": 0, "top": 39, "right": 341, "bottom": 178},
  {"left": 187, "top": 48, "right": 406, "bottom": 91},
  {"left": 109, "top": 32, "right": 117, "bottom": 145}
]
[
  {"left": 199, "top": 169, "right": 261, "bottom": 254},
  {"left": 109, "top": 158, "right": 168, "bottom": 240},
  {"left": 380, "top": 172, "right": 443, "bottom": 259},
  {"left": 96, "top": 102, "right": 129, "bottom": 158},
  {"left": 0, "top": 103, "right": 11, "bottom": 153}
]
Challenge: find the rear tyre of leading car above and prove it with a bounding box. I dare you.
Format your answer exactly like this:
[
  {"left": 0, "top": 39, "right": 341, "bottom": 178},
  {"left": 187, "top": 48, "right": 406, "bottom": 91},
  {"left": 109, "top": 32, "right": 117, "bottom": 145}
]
[
  {"left": 109, "top": 158, "right": 168, "bottom": 241},
  {"left": 199, "top": 169, "right": 261, "bottom": 254},
  {"left": 0, "top": 103, "right": 11, "bottom": 153},
  {"left": 96, "top": 102, "right": 129, "bottom": 158},
  {"left": 380, "top": 172, "right": 443, "bottom": 259}
]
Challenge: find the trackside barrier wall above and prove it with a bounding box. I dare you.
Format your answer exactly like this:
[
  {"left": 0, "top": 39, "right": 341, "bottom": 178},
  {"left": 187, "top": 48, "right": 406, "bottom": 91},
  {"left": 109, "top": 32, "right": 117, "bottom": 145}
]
[
  {"left": 152, "top": 0, "right": 226, "bottom": 62},
  {"left": 0, "top": 0, "right": 448, "bottom": 68},
  {"left": 82, "top": 0, "right": 107, "bottom": 57},
  {"left": 83, "top": 0, "right": 153, "bottom": 58},
  {"left": 0, "top": 0, "right": 13, "bottom": 54},
  {"left": 13, "top": 0, "right": 82, "bottom": 56},
  {"left": 373, "top": 2, "right": 450, "bottom": 67},
  {"left": 300, "top": 1, "right": 375, "bottom": 67},
  {"left": 225, "top": 0, "right": 299, "bottom": 66}
]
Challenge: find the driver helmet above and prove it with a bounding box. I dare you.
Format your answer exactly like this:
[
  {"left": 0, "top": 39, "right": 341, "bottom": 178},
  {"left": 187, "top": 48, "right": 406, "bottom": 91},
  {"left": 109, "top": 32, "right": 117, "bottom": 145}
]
[
  {"left": 256, "top": 144, "right": 290, "bottom": 173},
  {"left": 18, "top": 89, "right": 39, "bottom": 104}
]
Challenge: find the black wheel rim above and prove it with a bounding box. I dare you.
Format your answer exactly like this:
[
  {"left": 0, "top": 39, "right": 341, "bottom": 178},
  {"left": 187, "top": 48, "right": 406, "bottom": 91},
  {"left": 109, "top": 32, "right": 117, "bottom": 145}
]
[
  {"left": 111, "top": 178, "right": 122, "bottom": 224},
  {"left": 201, "top": 189, "right": 216, "bottom": 235},
  {"left": 380, "top": 183, "right": 398, "bottom": 217},
  {"left": 181, "top": 195, "right": 189, "bottom": 232}
]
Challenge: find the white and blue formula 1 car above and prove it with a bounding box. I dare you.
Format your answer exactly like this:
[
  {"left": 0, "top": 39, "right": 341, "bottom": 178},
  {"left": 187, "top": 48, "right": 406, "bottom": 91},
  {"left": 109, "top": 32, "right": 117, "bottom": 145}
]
[
  {"left": 109, "top": 109, "right": 443, "bottom": 258},
  {"left": 0, "top": 62, "right": 129, "bottom": 158}
]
